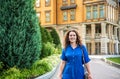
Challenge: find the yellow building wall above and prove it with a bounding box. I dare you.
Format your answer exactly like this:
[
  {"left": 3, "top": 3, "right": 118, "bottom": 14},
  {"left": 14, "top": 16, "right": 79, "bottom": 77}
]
[
  {"left": 35, "top": 0, "right": 118, "bottom": 26},
  {"left": 57, "top": 0, "right": 84, "bottom": 24},
  {"left": 35, "top": 0, "right": 56, "bottom": 26},
  {"left": 35, "top": 0, "right": 119, "bottom": 55},
  {"left": 83, "top": 0, "right": 106, "bottom": 22}
]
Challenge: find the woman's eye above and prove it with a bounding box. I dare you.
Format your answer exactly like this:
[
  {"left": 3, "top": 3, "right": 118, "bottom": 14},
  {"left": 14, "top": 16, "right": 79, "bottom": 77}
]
[{"left": 69, "top": 35, "right": 76, "bottom": 36}]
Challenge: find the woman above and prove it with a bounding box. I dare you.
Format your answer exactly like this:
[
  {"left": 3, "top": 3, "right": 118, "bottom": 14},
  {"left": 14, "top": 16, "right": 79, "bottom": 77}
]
[{"left": 58, "top": 30, "right": 92, "bottom": 79}]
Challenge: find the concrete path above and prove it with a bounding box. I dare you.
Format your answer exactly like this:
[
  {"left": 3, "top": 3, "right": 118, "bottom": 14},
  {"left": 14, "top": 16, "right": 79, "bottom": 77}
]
[
  {"left": 50, "top": 66, "right": 59, "bottom": 79},
  {"left": 90, "top": 59, "right": 120, "bottom": 79},
  {"left": 50, "top": 55, "right": 120, "bottom": 79}
]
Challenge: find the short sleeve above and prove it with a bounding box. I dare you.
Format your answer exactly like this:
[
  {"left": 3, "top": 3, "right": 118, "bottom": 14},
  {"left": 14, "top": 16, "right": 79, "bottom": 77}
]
[
  {"left": 82, "top": 45, "right": 91, "bottom": 63},
  {"left": 60, "top": 49, "right": 67, "bottom": 61}
]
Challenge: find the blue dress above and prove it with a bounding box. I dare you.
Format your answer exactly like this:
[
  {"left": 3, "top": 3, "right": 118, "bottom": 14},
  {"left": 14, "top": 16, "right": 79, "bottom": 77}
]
[{"left": 60, "top": 45, "right": 90, "bottom": 79}]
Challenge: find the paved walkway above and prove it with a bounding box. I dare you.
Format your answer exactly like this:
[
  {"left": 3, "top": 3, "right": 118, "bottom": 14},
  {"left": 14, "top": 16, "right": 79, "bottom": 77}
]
[
  {"left": 50, "top": 55, "right": 120, "bottom": 79},
  {"left": 90, "top": 59, "right": 120, "bottom": 79}
]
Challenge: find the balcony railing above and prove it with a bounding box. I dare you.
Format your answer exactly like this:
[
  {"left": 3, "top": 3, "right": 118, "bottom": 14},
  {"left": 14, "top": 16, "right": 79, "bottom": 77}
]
[
  {"left": 86, "top": 33, "right": 101, "bottom": 39},
  {"left": 95, "top": 33, "right": 101, "bottom": 39},
  {"left": 85, "top": 33, "right": 119, "bottom": 40},
  {"left": 112, "top": 35, "right": 118, "bottom": 40},
  {"left": 85, "top": 34, "right": 92, "bottom": 39}
]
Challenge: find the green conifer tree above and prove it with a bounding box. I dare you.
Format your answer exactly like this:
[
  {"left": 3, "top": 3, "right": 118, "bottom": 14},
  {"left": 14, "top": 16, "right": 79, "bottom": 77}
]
[
  {"left": 0, "top": 0, "right": 41, "bottom": 68},
  {"left": 40, "top": 27, "right": 53, "bottom": 58},
  {"left": 50, "top": 28, "right": 61, "bottom": 47},
  {"left": 41, "top": 27, "right": 52, "bottom": 43}
]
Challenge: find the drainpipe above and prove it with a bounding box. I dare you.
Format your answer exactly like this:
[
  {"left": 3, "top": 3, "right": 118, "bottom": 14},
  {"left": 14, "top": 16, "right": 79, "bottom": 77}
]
[{"left": 56, "top": 0, "right": 57, "bottom": 25}]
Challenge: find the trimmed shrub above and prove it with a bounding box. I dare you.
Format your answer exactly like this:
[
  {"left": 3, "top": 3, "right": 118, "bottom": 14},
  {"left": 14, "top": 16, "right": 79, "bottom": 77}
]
[
  {"left": 0, "top": 62, "right": 3, "bottom": 70},
  {"left": 0, "top": 54, "right": 60, "bottom": 79},
  {"left": 41, "top": 27, "right": 53, "bottom": 43},
  {"left": 40, "top": 27, "right": 54, "bottom": 58},
  {"left": 50, "top": 28, "right": 61, "bottom": 47},
  {"left": 1, "top": 67, "right": 21, "bottom": 79},
  {"left": 40, "top": 42, "right": 55, "bottom": 58},
  {"left": 54, "top": 44, "right": 62, "bottom": 54},
  {"left": 0, "top": 61, "right": 4, "bottom": 75},
  {"left": 0, "top": 0, "right": 42, "bottom": 68}
]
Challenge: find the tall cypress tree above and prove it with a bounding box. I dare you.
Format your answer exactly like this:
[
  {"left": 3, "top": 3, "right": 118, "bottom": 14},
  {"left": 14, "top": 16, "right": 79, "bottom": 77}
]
[
  {"left": 0, "top": 0, "right": 41, "bottom": 68},
  {"left": 50, "top": 28, "right": 61, "bottom": 47},
  {"left": 40, "top": 27, "right": 53, "bottom": 43}
]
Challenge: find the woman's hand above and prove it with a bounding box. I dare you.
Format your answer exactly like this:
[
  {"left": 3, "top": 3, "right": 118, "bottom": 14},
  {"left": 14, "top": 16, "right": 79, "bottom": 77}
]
[
  {"left": 88, "top": 74, "right": 92, "bottom": 79},
  {"left": 57, "top": 60, "right": 66, "bottom": 79},
  {"left": 57, "top": 74, "right": 62, "bottom": 79}
]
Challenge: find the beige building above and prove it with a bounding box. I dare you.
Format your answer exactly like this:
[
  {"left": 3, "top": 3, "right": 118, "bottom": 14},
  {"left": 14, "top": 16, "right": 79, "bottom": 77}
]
[{"left": 35, "top": 0, "right": 120, "bottom": 55}]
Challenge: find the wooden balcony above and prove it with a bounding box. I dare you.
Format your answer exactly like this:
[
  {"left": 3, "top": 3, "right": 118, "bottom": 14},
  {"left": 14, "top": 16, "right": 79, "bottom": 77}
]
[
  {"left": 85, "top": 34, "right": 92, "bottom": 39},
  {"left": 95, "top": 33, "right": 101, "bottom": 39}
]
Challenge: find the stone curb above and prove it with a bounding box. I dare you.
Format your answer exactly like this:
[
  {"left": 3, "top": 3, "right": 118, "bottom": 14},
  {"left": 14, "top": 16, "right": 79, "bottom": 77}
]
[
  {"left": 102, "top": 58, "right": 120, "bottom": 69},
  {"left": 34, "top": 64, "right": 59, "bottom": 79}
]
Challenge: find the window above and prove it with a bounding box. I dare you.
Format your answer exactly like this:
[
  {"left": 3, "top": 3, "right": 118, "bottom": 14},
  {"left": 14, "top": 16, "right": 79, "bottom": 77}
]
[
  {"left": 36, "top": 12, "right": 41, "bottom": 21},
  {"left": 70, "top": 9, "right": 75, "bottom": 20},
  {"left": 63, "top": 11, "right": 68, "bottom": 21},
  {"left": 107, "top": 43, "right": 110, "bottom": 54},
  {"left": 86, "top": 6, "right": 91, "bottom": 19},
  {"left": 36, "top": 0, "right": 40, "bottom": 7},
  {"left": 95, "top": 24, "right": 101, "bottom": 33},
  {"left": 95, "top": 42, "right": 101, "bottom": 54},
  {"left": 113, "top": 26, "right": 115, "bottom": 35},
  {"left": 63, "top": 0, "right": 68, "bottom": 5},
  {"left": 70, "top": 0, "right": 75, "bottom": 4},
  {"left": 45, "top": 11, "right": 51, "bottom": 22},
  {"left": 86, "top": 25, "right": 91, "bottom": 34},
  {"left": 93, "top": 5, "right": 98, "bottom": 19},
  {"left": 99, "top": 5, "right": 104, "bottom": 18},
  {"left": 45, "top": 0, "right": 50, "bottom": 6},
  {"left": 86, "top": 43, "right": 92, "bottom": 54}
]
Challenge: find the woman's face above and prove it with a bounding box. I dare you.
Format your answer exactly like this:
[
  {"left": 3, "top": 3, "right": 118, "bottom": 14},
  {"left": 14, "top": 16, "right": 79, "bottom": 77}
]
[{"left": 69, "top": 31, "right": 77, "bottom": 43}]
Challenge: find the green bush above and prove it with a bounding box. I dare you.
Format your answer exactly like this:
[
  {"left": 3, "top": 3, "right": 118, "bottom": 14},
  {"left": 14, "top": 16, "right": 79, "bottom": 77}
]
[
  {"left": 1, "top": 67, "right": 20, "bottom": 79},
  {"left": 55, "top": 44, "right": 62, "bottom": 54},
  {"left": 40, "top": 27, "right": 54, "bottom": 58},
  {"left": 0, "top": 0, "right": 42, "bottom": 69},
  {"left": 31, "top": 59, "right": 52, "bottom": 76},
  {"left": 40, "top": 42, "right": 55, "bottom": 58},
  {"left": 41, "top": 27, "right": 53, "bottom": 43},
  {"left": 20, "top": 69, "right": 31, "bottom": 79},
  {"left": 50, "top": 28, "right": 61, "bottom": 47},
  {"left": 0, "top": 61, "right": 4, "bottom": 75},
  {"left": 0, "top": 62, "right": 4, "bottom": 70},
  {"left": 0, "top": 54, "right": 60, "bottom": 79}
]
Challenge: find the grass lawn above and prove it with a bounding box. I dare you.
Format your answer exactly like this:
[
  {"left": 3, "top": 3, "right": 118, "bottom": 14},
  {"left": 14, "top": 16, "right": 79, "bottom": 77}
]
[{"left": 107, "top": 57, "right": 120, "bottom": 64}]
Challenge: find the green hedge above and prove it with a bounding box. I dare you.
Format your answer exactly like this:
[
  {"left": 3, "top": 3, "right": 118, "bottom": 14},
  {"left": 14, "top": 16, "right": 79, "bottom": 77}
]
[
  {"left": 50, "top": 28, "right": 61, "bottom": 47},
  {"left": 40, "top": 42, "right": 62, "bottom": 58},
  {"left": 40, "top": 42, "right": 55, "bottom": 58},
  {"left": 0, "top": 54, "right": 60, "bottom": 79}
]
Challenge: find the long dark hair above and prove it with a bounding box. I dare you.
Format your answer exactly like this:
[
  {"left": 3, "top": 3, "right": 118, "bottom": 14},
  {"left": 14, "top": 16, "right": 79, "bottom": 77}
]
[{"left": 64, "top": 30, "right": 82, "bottom": 49}]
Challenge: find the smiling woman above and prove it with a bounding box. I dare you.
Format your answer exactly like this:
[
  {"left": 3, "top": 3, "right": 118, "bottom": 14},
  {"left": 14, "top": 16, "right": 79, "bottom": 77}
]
[
  {"left": 68, "top": 31, "right": 77, "bottom": 45},
  {"left": 58, "top": 30, "right": 92, "bottom": 79}
]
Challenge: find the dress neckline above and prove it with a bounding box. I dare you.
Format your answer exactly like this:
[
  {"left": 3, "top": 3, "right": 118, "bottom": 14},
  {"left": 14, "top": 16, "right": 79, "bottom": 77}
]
[{"left": 70, "top": 44, "right": 79, "bottom": 49}]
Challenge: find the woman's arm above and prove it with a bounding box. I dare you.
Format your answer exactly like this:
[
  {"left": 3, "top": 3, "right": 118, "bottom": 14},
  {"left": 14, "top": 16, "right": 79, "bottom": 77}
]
[
  {"left": 58, "top": 60, "right": 66, "bottom": 79},
  {"left": 85, "top": 62, "right": 92, "bottom": 79}
]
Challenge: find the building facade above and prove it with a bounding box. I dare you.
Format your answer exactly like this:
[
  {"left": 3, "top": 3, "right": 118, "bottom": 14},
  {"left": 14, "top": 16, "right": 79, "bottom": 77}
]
[{"left": 35, "top": 0, "right": 120, "bottom": 55}]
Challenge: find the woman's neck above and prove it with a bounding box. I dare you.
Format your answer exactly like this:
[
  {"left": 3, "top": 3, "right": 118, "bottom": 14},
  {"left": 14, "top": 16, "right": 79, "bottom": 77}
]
[{"left": 70, "top": 42, "right": 77, "bottom": 49}]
